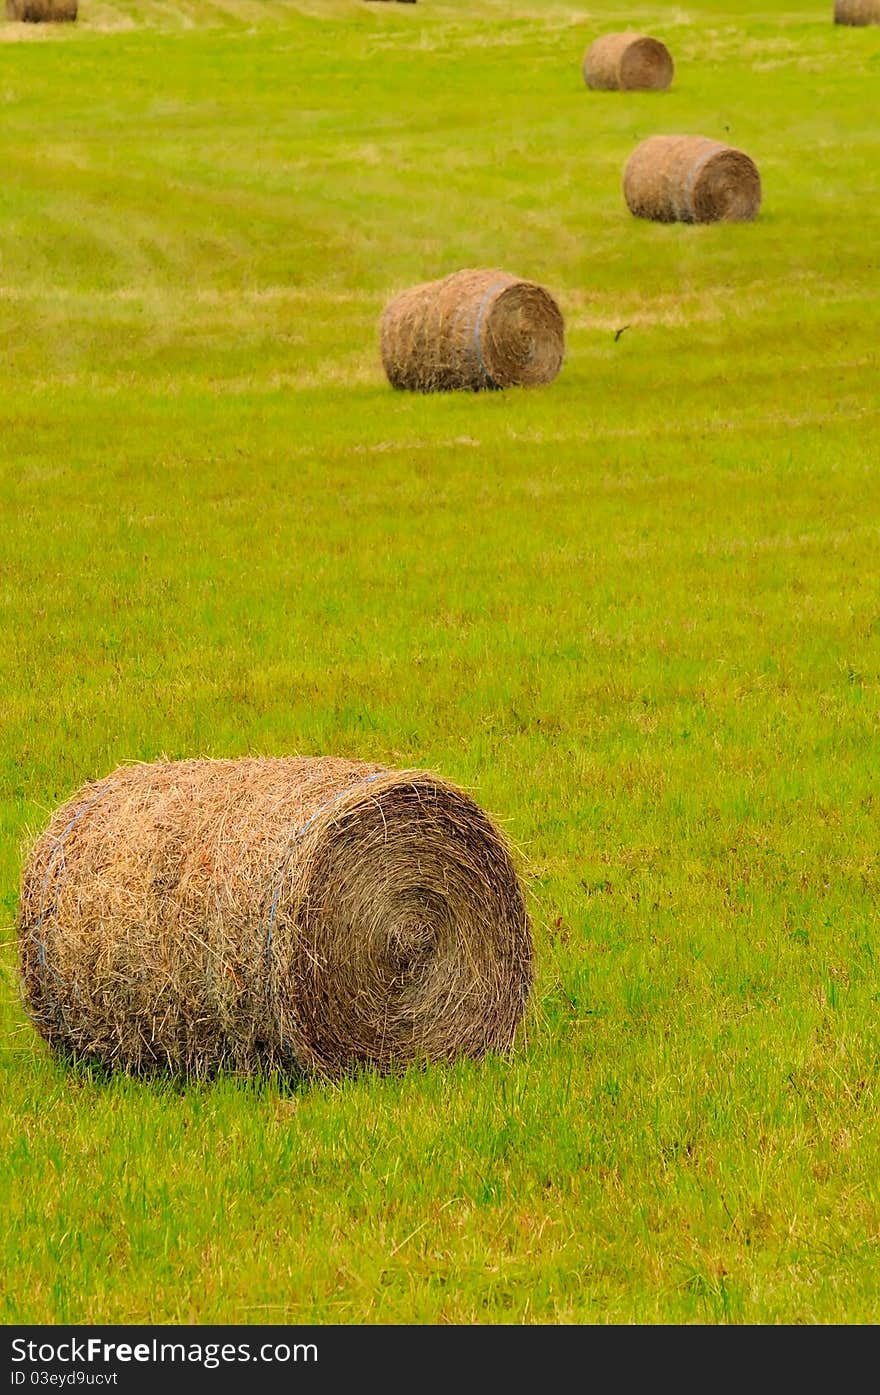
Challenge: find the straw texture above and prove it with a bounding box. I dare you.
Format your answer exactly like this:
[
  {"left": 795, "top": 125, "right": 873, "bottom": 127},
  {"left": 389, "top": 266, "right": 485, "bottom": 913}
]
[
  {"left": 5, "top": 0, "right": 77, "bottom": 18},
  {"left": 583, "top": 32, "right": 674, "bottom": 90},
  {"left": 380, "top": 268, "right": 565, "bottom": 393},
  {"left": 833, "top": 0, "right": 880, "bottom": 21},
  {"left": 623, "top": 135, "right": 762, "bottom": 223},
  {"left": 17, "top": 757, "right": 533, "bottom": 1080}
]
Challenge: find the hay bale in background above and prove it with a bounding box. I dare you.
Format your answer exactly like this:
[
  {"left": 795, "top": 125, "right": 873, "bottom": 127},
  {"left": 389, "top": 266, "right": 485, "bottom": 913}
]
[
  {"left": 17, "top": 757, "right": 533, "bottom": 1079},
  {"left": 583, "top": 32, "right": 674, "bottom": 91},
  {"left": 623, "top": 135, "right": 762, "bottom": 223},
  {"left": 833, "top": 0, "right": 880, "bottom": 22},
  {"left": 5, "top": 0, "right": 77, "bottom": 19},
  {"left": 380, "top": 268, "right": 565, "bottom": 393}
]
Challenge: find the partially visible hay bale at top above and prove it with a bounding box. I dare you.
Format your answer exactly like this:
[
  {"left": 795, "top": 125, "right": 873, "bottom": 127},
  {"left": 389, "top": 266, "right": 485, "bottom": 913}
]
[
  {"left": 583, "top": 32, "right": 674, "bottom": 91},
  {"left": 380, "top": 268, "right": 565, "bottom": 393},
  {"left": 17, "top": 757, "right": 533, "bottom": 1080},
  {"left": 623, "top": 135, "right": 762, "bottom": 224},
  {"left": 6, "top": 0, "right": 77, "bottom": 20},
  {"left": 833, "top": 0, "right": 880, "bottom": 22}
]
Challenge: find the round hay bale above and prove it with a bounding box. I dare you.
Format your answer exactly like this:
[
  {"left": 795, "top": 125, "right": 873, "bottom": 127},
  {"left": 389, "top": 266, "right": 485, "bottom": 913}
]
[
  {"left": 17, "top": 757, "right": 533, "bottom": 1080},
  {"left": 623, "top": 135, "right": 762, "bottom": 224},
  {"left": 583, "top": 32, "right": 674, "bottom": 91},
  {"left": 379, "top": 268, "right": 565, "bottom": 393},
  {"left": 5, "top": 0, "right": 78, "bottom": 19},
  {"left": 833, "top": 0, "right": 880, "bottom": 22}
]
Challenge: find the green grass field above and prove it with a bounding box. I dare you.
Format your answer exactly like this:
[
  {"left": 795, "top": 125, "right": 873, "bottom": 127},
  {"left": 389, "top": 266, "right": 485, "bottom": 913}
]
[{"left": 2, "top": 0, "right": 879, "bottom": 1326}]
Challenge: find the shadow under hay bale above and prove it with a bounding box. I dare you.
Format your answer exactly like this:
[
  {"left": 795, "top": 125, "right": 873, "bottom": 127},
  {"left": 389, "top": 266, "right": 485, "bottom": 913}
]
[
  {"left": 833, "top": 0, "right": 880, "bottom": 22},
  {"left": 583, "top": 32, "right": 674, "bottom": 91},
  {"left": 17, "top": 757, "right": 533, "bottom": 1080},
  {"left": 623, "top": 135, "right": 762, "bottom": 224},
  {"left": 380, "top": 268, "right": 565, "bottom": 393},
  {"left": 5, "top": 0, "right": 77, "bottom": 19}
]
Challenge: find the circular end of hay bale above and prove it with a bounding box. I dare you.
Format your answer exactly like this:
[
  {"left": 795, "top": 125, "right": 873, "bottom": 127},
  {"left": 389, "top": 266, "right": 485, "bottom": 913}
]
[
  {"left": 480, "top": 281, "right": 565, "bottom": 389},
  {"left": 618, "top": 37, "right": 674, "bottom": 90},
  {"left": 270, "top": 773, "right": 532, "bottom": 1075},
  {"left": 583, "top": 32, "right": 673, "bottom": 91},
  {"left": 623, "top": 135, "right": 761, "bottom": 224},
  {"left": 692, "top": 147, "right": 762, "bottom": 222}
]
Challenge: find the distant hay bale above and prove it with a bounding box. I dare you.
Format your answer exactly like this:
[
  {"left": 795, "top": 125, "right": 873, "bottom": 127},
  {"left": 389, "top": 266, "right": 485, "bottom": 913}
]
[
  {"left": 833, "top": 0, "right": 880, "bottom": 22},
  {"left": 380, "top": 268, "right": 565, "bottom": 393},
  {"left": 5, "top": 0, "right": 78, "bottom": 19},
  {"left": 17, "top": 757, "right": 533, "bottom": 1080},
  {"left": 623, "top": 135, "right": 762, "bottom": 224},
  {"left": 583, "top": 32, "right": 674, "bottom": 91}
]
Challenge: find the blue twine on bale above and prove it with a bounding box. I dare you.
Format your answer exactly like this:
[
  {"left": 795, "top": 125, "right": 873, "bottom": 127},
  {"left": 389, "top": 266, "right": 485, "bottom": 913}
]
[
  {"left": 27, "top": 782, "right": 116, "bottom": 1034},
  {"left": 31, "top": 782, "right": 115, "bottom": 972},
  {"left": 472, "top": 279, "right": 510, "bottom": 389},
  {"left": 681, "top": 142, "right": 722, "bottom": 221},
  {"left": 263, "top": 769, "right": 389, "bottom": 1066}
]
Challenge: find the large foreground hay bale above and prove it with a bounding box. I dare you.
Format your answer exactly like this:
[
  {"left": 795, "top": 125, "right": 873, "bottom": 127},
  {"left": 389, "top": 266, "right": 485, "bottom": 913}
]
[
  {"left": 583, "top": 32, "right": 674, "bottom": 91},
  {"left": 17, "top": 757, "right": 533, "bottom": 1079},
  {"left": 5, "top": 0, "right": 77, "bottom": 19},
  {"left": 380, "top": 268, "right": 565, "bottom": 393},
  {"left": 623, "top": 135, "right": 762, "bottom": 224},
  {"left": 833, "top": 0, "right": 880, "bottom": 22}
]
